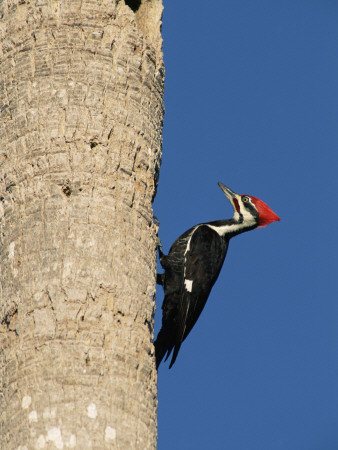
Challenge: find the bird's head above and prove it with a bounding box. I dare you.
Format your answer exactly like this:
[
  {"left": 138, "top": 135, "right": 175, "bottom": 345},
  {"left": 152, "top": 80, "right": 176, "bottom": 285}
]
[{"left": 218, "top": 182, "right": 280, "bottom": 228}]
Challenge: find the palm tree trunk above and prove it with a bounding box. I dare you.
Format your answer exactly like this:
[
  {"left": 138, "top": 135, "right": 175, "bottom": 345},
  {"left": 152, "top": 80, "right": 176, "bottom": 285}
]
[{"left": 0, "top": 1, "right": 164, "bottom": 448}]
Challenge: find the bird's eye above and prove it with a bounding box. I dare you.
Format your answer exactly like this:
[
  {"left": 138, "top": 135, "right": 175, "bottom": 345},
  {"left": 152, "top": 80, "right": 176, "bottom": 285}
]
[{"left": 242, "top": 196, "right": 250, "bottom": 203}]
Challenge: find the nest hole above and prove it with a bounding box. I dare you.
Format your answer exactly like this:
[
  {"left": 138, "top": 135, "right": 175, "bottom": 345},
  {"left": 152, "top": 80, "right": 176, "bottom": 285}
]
[{"left": 125, "top": 0, "right": 141, "bottom": 13}]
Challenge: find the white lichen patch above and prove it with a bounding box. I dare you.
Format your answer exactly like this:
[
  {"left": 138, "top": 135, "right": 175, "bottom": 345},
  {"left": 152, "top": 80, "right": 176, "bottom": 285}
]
[
  {"left": 8, "top": 241, "right": 15, "bottom": 259},
  {"left": 46, "top": 427, "right": 64, "bottom": 449},
  {"left": 22, "top": 396, "right": 32, "bottom": 409},
  {"left": 36, "top": 435, "right": 46, "bottom": 449},
  {"left": 105, "top": 426, "right": 116, "bottom": 442},
  {"left": 87, "top": 403, "right": 97, "bottom": 419},
  {"left": 66, "top": 434, "right": 76, "bottom": 448},
  {"left": 28, "top": 410, "right": 38, "bottom": 423}
]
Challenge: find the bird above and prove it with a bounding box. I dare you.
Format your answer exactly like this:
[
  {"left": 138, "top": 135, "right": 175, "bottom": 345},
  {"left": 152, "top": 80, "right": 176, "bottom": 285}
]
[{"left": 154, "top": 182, "right": 280, "bottom": 369}]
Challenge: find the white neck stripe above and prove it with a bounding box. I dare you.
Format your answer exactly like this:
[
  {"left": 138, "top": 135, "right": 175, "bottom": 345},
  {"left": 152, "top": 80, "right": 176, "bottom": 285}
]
[{"left": 207, "top": 220, "right": 255, "bottom": 236}]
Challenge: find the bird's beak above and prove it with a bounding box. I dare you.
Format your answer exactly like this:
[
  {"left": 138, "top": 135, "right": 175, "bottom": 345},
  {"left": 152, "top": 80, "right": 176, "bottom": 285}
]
[{"left": 218, "top": 182, "right": 241, "bottom": 213}]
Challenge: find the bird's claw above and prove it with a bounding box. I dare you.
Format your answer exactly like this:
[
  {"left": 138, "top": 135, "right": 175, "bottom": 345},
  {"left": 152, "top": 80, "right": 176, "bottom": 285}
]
[
  {"left": 154, "top": 214, "right": 166, "bottom": 264},
  {"left": 156, "top": 235, "right": 164, "bottom": 258},
  {"left": 153, "top": 215, "right": 160, "bottom": 228}
]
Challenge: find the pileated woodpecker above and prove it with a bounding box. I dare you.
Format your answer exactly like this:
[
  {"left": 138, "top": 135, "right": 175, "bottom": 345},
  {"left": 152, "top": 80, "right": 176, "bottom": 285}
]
[{"left": 155, "top": 182, "right": 280, "bottom": 369}]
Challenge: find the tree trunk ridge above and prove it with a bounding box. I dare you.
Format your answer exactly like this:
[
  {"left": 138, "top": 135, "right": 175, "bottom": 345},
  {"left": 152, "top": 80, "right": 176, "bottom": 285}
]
[{"left": 0, "top": 1, "right": 164, "bottom": 448}]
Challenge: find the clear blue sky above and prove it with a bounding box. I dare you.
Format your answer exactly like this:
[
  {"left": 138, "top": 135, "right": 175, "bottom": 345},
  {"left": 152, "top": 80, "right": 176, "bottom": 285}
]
[{"left": 153, "top": 1, "right": 338, "bottom": 449}]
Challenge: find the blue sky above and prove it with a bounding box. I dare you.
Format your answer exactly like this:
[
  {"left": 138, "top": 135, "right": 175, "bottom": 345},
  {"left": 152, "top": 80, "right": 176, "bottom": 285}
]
[{"left": 153, "top": 1, "right": 338, "bottom": 449}]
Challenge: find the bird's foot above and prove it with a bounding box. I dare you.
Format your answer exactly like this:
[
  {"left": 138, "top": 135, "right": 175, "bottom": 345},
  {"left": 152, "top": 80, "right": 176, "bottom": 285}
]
[
  {"left": 154, "top": 215, "right": 166, "bottom": 262},
  {"left": 156, "top": 235, "right": 164, "bottom": 258},
  {"left": 153, "top": 215, "right": 160, "bottom": 228}
]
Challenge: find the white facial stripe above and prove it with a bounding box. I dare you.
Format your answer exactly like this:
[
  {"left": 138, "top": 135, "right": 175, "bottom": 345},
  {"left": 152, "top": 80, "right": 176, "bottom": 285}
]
[
  {"left": 229, "top": 195, "right": 255, "bottom": 222},
  {"left": 240, "top": 205, "right": 256, "bottom": 221},
  {"left": 233, "top": 211, "right": 240, "bottom": 221},
  {"left": 184, "top": 279, "right": 193, "bottom": 292}
]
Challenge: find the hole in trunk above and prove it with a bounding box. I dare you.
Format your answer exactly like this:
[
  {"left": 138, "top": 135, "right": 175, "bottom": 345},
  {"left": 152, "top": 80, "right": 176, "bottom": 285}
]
[
  {"left": 125, "top": 0, "right": 141, "bottom": 12},
  {"left": 62, "top": 186, "right": 71, "bottom": 197}
]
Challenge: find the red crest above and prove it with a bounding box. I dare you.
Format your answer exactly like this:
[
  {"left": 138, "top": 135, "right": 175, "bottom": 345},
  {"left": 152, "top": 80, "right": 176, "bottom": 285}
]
[{"left": 250, "top": 196, "right": 280, "bottom": 228}]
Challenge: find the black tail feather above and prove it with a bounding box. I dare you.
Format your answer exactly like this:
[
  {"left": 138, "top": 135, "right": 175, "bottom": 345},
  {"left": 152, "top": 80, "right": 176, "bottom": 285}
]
[
  {"left": 154, "top": 325, "right": 178, "bottom": 369},
  {"left": 155, "top": 330, "right": 170, "bottom": 369},
  {"left": 155, "top": 287, "right": 185, "bottom": 369},
  {"left": 168, "top": 342, "right": 181, "bottom": 369}
]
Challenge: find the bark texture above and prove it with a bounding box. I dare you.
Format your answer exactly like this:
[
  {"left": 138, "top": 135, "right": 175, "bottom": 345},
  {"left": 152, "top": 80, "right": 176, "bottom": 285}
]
[{"left": 0, "top": 0, "right": 164, "bottom": 448}]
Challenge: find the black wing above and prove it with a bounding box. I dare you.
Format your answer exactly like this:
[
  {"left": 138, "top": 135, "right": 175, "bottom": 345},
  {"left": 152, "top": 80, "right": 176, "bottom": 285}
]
[{"left": 155, "top": 225, "right": 229, "bottom": 368}]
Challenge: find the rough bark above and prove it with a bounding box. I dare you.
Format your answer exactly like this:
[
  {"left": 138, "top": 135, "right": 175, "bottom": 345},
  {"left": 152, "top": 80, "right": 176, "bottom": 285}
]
[{"left": 0, "top": 1, "right": 164, "bottom": 448}]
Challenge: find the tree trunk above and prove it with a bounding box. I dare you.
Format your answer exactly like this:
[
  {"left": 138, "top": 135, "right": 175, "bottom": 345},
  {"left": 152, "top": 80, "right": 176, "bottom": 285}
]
[{"left": 0, "top": 1, "right": 164, "bottom": 448}]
